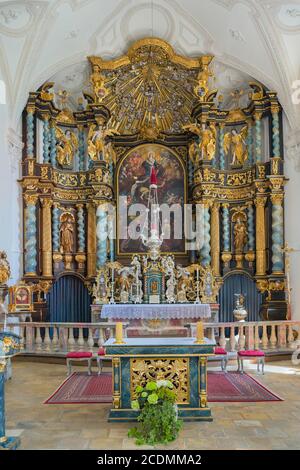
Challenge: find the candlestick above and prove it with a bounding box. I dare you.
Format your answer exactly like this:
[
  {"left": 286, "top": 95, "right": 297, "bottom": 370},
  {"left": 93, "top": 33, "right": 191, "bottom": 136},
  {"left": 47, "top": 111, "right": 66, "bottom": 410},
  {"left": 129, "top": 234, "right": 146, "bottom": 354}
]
[
  {"left": 114, "top": 322, "right": 125, "bottom": 344},
  {"left": 194, "top": 321, "right": 205, "bottom": 344}
]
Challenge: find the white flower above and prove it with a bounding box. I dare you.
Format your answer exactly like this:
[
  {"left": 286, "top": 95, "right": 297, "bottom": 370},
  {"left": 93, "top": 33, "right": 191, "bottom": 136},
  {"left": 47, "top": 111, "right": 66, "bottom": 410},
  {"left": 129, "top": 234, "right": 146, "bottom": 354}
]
[{"left": 156, "top": 379, "right": 173, "bottom": 389}]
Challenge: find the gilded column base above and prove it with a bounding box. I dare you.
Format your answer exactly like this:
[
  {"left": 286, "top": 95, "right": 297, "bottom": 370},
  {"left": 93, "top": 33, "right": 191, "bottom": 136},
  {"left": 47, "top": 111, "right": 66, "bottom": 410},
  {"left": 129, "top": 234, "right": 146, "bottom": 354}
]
[
  {"left": 53, "top": 252, "right": 63, "bottom": 270},
  {"left": 235, "top": 253, "right": 244, "bottom": 269},
  {"left": 64, "top": 254, "right": 73, "bottom": 270},
  {"left": 245, "top": 251, "right": 255, "bottom": 268},
  {"left": 221, "top": 252, "right": 232, "bottom": 268},
  {"left": 75, "top": 253, "right": 86, "bottom": 271}
]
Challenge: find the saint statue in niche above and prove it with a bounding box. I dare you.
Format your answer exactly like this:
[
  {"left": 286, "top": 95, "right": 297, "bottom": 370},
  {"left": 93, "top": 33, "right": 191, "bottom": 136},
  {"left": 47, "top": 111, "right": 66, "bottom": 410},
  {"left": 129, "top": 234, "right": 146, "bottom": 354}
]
[
  {"left": 60, "top": 213, "right": 74, "bottom": 254},
  {"left": 233, "top": 217, "right": 248, "bottom": 253}
]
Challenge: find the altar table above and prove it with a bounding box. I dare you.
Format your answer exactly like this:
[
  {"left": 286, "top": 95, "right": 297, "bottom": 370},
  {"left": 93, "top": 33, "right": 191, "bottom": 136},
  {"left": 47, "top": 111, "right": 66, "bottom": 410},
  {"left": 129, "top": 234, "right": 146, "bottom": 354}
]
[
  {"left": 101, "top": 303, "right": 211, "bottom": 320},
  {"left": 104, "top": 336, "right": 214, "bottom": 422}
]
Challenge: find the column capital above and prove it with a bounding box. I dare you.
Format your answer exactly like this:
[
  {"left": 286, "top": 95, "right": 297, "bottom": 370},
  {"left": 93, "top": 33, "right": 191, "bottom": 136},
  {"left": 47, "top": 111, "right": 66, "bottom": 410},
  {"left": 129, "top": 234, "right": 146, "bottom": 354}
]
[
  {"left": 24, "top": 193, "right": 38, "bottom": 206},
  {"left": 254, "top": 196, "right": 267, "bottom": 208},
  {"left": 26, "top": 105, "right": 35, "bottom": 114},
  {"left": 40, "top": 197, "right": 53, "bottom": 208},
  {"left": 270, "top": 193, "right": 284, "bottom": 205}
]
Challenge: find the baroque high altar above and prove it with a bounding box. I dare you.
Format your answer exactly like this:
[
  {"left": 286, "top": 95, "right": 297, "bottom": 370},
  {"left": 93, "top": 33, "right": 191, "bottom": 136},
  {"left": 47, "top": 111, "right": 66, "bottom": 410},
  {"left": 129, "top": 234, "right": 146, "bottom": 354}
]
[{"left": 19, "top": 38, "right": 287, "bottom": 324}]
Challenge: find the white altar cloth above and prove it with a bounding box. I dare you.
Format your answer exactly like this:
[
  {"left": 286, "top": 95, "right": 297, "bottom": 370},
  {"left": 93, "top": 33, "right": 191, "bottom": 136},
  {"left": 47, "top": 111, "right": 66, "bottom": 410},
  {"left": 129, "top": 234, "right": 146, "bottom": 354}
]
[
  {"left": 104, "top": 336, "right": 215, "bottom": 346},
  {"left": 101, "top": 303, "right": 211, "bottom": 320}
]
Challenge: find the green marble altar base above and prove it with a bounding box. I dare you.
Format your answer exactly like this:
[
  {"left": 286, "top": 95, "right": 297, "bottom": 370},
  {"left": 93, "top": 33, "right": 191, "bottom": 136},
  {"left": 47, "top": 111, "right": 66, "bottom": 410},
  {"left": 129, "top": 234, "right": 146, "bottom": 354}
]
[{"left": 104, "top": 337, "right": 214, "bottom": 422}]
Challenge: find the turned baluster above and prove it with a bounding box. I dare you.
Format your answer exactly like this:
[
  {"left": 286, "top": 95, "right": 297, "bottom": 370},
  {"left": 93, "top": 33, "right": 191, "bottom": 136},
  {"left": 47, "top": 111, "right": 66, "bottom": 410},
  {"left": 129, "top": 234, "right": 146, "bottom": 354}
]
[
  {"left": 52, "top": 326, "right": 59, "bottom": 350},
  {"left": 98, "top": 327, "right": 105, "bottom": 347},
  {"left": 68, "top": 327, "right": 76, "bottom": 350},
  {"left": 262, "top": 324, "right": 269, "bottom": 349},
  {"left": 88, "top": 328, "right": 94, "bottom": 349},
  {"left": 35, "top": 326, "right": 42, "bottom": 351},
  {"left": 230, "top": 326, "right": 236, "bottom": 351},
  {"left": 254, "top": 325, "right": 260, "bottom": 350},
  {"left": 278, "top": 324, "right": 287, "bottom": 349},
  {"left": 25, "top": 324, "right": 34, "bottom": 351},
  {"left": 219, "top": 327, "right": 226, "bottom": 349},
  {"left": 245, "top": 324, "right": 254, "bottom": 350},
  {"left": 270, "top": 324, "right": 277, "bottom": 348},
  {"left": 44, "top": 326, "right": 51, "bottom": 351},
  {"left": 288, "top": 325, "right": 295, "bottom": 348},
  {"left": 78, "top": 327, "right": 85, "bottom": 348},
  {"left": 238, "top": 325, "right": 245, "bottom": 350},
  {"left": 19, "top": 325, "right": 25, "bottom": 350}
]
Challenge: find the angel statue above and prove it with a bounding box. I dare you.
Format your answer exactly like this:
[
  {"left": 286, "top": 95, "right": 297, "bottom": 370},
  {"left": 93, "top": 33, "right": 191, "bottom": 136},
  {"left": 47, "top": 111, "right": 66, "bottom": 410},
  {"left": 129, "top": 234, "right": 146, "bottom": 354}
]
[
  {"left": 56, "top": 128, "right": 78, "bottom": 167},
  {"left": 183, "top": 122, "right": 216, "bottom": 161},
  {"left": 87, "top": 120, "right": 119, "bottom": 162},
  {"left": 223, "top": 126, "right": 248, "bottom": 166}
]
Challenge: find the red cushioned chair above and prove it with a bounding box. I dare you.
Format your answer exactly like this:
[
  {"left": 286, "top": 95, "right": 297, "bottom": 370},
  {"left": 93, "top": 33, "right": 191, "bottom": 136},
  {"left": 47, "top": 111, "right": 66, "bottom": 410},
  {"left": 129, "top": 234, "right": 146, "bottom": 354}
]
[
  {"left": 66, "top": 351, "right": 93, "bottom": 376},
  {"left": 237, "top": 350, "right": 265, "bottom": 374},
  {"left": 96, "top": 347, "right": 106, "bottom": 376},
  {"left": 214, "top": 347, "right": 228, "bottom": 372}
]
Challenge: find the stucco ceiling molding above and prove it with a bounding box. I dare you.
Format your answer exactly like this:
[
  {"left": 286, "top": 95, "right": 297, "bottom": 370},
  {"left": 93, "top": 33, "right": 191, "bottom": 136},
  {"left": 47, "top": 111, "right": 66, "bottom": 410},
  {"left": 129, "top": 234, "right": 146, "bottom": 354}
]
[{"left": 0, "top": 1, "right": 43, "bottom": 37}]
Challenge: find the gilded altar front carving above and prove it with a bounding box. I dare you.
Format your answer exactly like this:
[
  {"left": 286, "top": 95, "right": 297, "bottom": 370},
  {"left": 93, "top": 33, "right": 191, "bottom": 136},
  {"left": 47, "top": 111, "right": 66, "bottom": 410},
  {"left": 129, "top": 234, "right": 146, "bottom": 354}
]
[{"left": 130, "top": 357, "right": 190, "bottom": 405}]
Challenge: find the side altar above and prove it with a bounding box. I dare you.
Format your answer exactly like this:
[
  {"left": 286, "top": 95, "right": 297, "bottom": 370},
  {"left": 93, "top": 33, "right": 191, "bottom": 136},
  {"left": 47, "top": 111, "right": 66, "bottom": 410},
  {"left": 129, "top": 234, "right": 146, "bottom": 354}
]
[{"left": 105, "top": 333, "right": 214, "bottom": 422}]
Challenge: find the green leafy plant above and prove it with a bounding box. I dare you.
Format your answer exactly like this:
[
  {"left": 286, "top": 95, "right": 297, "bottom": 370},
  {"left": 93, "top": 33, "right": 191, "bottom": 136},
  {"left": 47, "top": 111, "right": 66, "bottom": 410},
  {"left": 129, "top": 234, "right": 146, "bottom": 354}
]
[{"left": 128, "top": 379, "right": 182, "bottom": 445}]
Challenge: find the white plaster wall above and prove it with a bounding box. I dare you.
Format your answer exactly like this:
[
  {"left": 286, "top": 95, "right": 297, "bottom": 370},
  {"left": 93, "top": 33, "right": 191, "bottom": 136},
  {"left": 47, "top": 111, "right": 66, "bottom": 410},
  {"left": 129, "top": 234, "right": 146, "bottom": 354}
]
[
  {"left": 0, "top": 103, "right": 23, "bottom": 284},
  {"left": 284, "top": 116, "right": 300, "bottom": 320}
]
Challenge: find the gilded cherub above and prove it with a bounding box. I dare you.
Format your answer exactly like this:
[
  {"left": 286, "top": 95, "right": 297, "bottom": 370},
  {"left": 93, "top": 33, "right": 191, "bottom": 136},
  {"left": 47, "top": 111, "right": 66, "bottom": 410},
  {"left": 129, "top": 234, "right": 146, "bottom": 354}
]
[
  {"left": 183, "top": 122, "right": 216, "bottom": 161},
  {"left": 56, "top": 128, "right": 78, "bottom": 167},
  {"left": 87, "top": 120, "right": 119, "bottom": 162},
  {"left": 224, "top": 126, "right": 248, "bottom": 166}
]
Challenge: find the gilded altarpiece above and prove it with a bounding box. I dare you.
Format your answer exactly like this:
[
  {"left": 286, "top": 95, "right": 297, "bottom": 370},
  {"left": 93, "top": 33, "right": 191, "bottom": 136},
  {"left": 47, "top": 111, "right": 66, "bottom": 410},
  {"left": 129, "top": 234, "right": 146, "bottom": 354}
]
[{"left": 19, "top": 38, "right": 288, "bottom": 321}]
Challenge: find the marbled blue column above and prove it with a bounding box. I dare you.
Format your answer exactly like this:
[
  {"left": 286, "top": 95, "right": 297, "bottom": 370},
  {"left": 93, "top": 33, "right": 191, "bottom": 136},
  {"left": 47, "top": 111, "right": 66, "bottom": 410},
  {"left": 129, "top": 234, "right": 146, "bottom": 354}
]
[
  {"left": 0, "top": 370, "right": 4, "bottom": 440},
  {"left": 77, "top": 205, "right": 85, "bottom": 252},
  {"left": 200, "top": 204, "right": 211, "bottom": 267},
  {"left": 219, "top": 125, "right": 225, "bottom": 170},
  {"left": 78, "top": 127, "right": 85, "bottom": 171},
  {"left": 96, "top": 204, "right": 108, "bottom": 268},
  {"left": 43, "top": 116, "right": 50, "bottom": 163},
  {"left": 247, "top": 203, "right": 255, "bottom": 252},
  {"left": 254, "top": 114, "right": 262, "bottom": 163},
  {"left": 52, "top": 205, "right": 60, "bottom": 252},
  {"left": 188, "top": 158, "right": 194, "bottom": 187},
  {"left": 24, "top": 196, "right": 37, "bottom": 274},
  {"left": 222, "top": 204, "right": 230, "bottom": 252},
  {"left": 108, "top": 213, "right": 115, "bottom": 262},
  {"left": 247, "top": 121, "right": 253, "bottom": 166},
  {"left": 26, "top": 108, "right": 34, "bottom": 157},
  {"left": 271, "top": 194, "right": 284, "bottom": 273},
  {"left": 50, "top": 123, "right": 56, "bottom": 167},
  {"left": 272, "top": 108, "right": 280, "bottom": 158}
]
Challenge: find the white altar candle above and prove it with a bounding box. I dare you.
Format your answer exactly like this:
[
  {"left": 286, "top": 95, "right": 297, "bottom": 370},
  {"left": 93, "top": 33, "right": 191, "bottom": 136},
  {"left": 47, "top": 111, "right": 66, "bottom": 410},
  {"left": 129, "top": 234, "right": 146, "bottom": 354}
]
[
  {"left": 196, "top": 268, "right": 199, "bottom": 281},
  {"left": 112, "top": 268, "right": 114, "bottom": 282}
]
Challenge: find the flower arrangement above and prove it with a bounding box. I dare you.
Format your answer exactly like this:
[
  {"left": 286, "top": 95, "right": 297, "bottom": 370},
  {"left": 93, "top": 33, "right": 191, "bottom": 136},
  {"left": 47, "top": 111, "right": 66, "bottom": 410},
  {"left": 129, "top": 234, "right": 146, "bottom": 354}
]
[{"left": 128, "top": 379, "right": 182, "bottom": 445}]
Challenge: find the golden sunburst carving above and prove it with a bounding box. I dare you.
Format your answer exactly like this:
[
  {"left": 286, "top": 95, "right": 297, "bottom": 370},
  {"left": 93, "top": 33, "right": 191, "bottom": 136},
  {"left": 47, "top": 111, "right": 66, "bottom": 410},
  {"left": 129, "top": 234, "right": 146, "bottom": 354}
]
[{"left": 88, "top": 38, "right": 203, "bottom": 134}]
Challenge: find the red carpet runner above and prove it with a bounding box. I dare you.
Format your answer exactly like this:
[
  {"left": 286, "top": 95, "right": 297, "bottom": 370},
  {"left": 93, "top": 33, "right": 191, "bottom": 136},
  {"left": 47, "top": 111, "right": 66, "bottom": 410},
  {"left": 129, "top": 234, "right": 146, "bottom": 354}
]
[{"left": 44, "top": 371, "right": 282, "bottom": 404}]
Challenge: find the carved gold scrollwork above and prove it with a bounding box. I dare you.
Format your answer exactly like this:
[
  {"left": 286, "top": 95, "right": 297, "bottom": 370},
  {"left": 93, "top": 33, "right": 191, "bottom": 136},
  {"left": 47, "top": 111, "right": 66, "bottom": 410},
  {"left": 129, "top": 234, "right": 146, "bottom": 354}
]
[{"left": 130, "top": 358, "right": 190, "bottom": 404}]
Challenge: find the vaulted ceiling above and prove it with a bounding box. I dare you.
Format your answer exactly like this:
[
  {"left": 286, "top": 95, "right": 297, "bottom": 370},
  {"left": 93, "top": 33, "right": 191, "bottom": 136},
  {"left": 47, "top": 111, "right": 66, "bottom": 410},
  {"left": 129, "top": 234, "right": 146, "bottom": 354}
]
[{"left": 0, "top": 0, "right": 300, "bottom": 129}]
